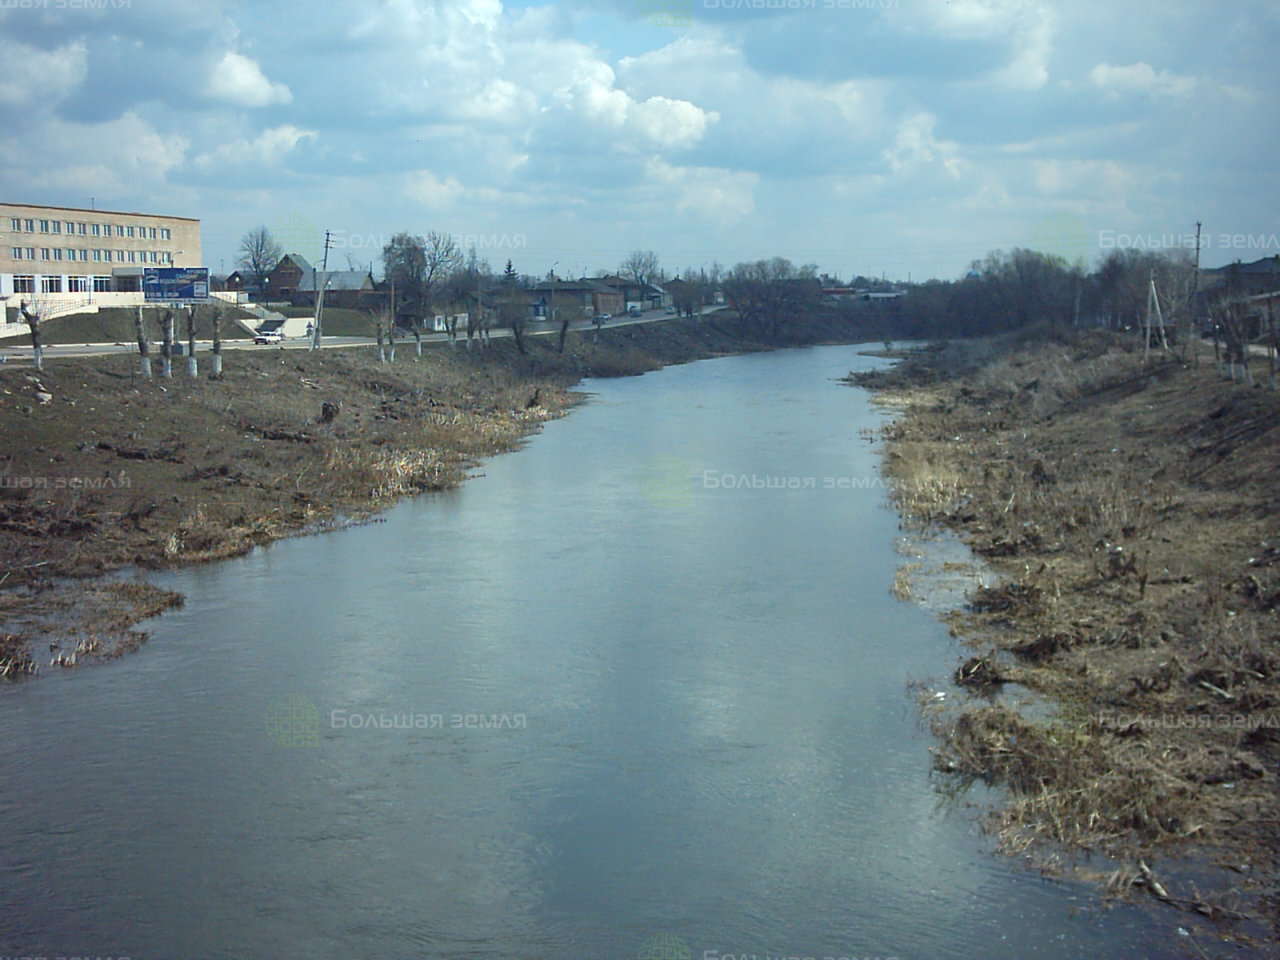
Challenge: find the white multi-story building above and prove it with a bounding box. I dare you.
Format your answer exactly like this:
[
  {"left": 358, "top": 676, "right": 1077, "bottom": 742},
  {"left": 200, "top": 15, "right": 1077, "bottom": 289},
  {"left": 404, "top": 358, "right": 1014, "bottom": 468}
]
[{"left": 1, "top": 201, "right": 202, "bottom": 319}]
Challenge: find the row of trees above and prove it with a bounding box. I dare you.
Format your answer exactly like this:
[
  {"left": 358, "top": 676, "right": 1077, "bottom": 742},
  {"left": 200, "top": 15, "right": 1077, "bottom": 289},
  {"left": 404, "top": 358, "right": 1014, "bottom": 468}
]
[{"left": 859, "top": 248, "right": 1203, "bottom": 341}]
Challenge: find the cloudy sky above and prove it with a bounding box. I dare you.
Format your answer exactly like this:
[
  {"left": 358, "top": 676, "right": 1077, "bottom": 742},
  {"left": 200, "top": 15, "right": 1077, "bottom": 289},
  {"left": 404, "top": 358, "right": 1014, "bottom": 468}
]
[{"left": 2, "top": 0, "right": 1276, "bottom": 281}]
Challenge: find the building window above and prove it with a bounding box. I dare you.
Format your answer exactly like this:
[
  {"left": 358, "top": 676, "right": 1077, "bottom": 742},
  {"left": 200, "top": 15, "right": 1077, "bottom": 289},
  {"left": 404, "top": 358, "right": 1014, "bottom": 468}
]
[
  {"left": 24, "top": 248, "right": 34, "bottom": 260},
  {"left": 14, "top": 276, "right": 34, "bottom": 294},
  {"left": 78, "top": 249, "right": 88, "bottom": 261},
  {"left": 90, "top": 223, "right": 100, "bottom": 237},
  {"left": 102, "top": 224, "right": 112, "bottom": 237},
  {"left": 52, "top": 249, "right": 63, "bottom": 261},
  {"left": 125, "top": 226, "right": 134, "bottom": 238},
  {"left": 78, "top": 222, "right": 87, "bottom": 235},
  {"left": 127, "top": 251, "right": 136, "bottom": 263},
  {"left": 38, "top": 220, "right": 49, "bottom": 232},
  {"left": 147, "top": 227, "right": 155, "bottom": 239},
  {"left": 23, "top": 219, "right": 33, "bottom": 232},
  {"left": 68, "top": 276, "right": 89, "bottom": 293},
  {"left": 10, "top": 247, "right": 22, "bottom": 259},
  {"left": 51, "top": 221, "right": 61, "bottom": 234},
  {"left": 39, "top": 248, "right": 50, "bottom": 260},
  {"left": 93, "top": 276, "right": 111, "bottom": 292},
  {"left": 160, "top": 228, "right": 171, "bottom": 240},
  {"left": 92, "top": 249, "right": 102, "bottom": 262},
  {"left": 65, "top": 248, "right": 76, "bottom": 259},
  {"left": 64, "top": 221, "right": 75, "bottom": 233},
  {"left": 9, "top": 218, "right": 20, "bottom": 231},
  {"left": 40, "top": 276, "right": 62, "bottom": 293}
]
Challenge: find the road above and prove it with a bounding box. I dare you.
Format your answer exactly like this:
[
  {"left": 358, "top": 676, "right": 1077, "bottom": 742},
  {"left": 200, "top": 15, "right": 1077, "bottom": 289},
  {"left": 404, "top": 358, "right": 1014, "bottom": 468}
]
[{"left": 0, "top": 305, "right": 726, "bottom": 363}]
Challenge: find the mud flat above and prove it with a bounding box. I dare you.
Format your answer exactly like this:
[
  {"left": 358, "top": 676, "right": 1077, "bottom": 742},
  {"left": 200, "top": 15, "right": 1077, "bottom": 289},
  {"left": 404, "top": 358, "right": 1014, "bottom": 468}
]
[{"left": 851, "top": 328, "right": 1280, "bottom": 951}]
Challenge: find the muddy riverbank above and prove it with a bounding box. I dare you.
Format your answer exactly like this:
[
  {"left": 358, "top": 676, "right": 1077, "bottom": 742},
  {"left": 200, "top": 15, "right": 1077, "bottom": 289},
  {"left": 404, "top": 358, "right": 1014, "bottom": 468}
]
[
  {"left": 852, "top": 328, "right": 1280, "bottom": 950},
  {"left": 0, "top": 312, "right": 861, "bottom": 676}
]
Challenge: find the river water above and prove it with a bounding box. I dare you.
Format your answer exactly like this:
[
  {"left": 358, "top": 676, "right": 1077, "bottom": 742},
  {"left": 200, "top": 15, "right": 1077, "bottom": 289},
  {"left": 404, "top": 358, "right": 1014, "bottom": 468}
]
[{"left": 0, "top": 345, "right": 1167, "bottom": 959}]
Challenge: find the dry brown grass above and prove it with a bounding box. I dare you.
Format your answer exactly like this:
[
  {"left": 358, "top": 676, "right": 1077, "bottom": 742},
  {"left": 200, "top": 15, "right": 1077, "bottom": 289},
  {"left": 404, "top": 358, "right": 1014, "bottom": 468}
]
[{"left": 862, "top": 326, "right": 1280, "bottom": 938}]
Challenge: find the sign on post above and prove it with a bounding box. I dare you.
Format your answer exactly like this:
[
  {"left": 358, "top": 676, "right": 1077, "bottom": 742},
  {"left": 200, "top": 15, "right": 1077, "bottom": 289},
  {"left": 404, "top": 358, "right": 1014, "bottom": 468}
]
[{"left": 143, "top": 267, "right": 210, "bottom": 303}]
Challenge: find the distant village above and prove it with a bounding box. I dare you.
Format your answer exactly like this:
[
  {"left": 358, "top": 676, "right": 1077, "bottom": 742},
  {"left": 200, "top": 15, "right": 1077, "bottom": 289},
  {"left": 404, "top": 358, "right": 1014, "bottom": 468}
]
[{"left": 3, "top": 199, "right": 1277, "bottom": 351}]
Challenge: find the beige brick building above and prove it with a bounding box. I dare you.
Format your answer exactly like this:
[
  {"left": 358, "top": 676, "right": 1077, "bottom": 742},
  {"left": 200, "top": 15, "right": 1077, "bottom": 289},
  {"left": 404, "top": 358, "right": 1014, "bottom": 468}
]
[{"left": 1, "top": 201, "right": 201, "bottom": 299}]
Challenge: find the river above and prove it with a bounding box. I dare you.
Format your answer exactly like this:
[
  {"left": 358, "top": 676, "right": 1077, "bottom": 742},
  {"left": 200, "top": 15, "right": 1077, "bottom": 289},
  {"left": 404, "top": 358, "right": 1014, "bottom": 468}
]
[{"left": 0, "top": 345, "right": 1167, "bottom": 959}]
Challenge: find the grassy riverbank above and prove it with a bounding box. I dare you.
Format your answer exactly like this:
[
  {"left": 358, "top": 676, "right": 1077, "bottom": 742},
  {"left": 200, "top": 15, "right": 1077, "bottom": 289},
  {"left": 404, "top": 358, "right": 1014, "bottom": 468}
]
[
  {"left": 851, "top": 328, "right": 1280, "bottom": 948},
  {"left": 0, "top": 310, "right": 862, "bottom": 677}
]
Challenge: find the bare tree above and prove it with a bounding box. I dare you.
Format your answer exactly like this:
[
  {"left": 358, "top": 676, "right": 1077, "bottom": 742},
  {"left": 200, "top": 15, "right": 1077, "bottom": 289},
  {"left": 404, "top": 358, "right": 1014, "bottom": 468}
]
[
  {"left": 383, "top": 231, "right": 461, "bottom": 346},
  {"left": 723, "top": 257, "right": 822, "bottom": 339},
  {"left": 160, "top": 309, "right": 175, "bottom": 378},
  {"left": 238, "top": 227, "right": 282, "bottom": 291},
  {"left": 371, "top": 307, "right": 389, "bottom": 363},
  {"left": 18, "top": 301, "right": 45, "bottom": 371},
  {"left": 210, "top": 307, "right": 223, "bottom": 378},
  {"left": 621, "top": 250, "right": 661, "bottom": 288},
  {"left": 185, "top": 306, "right": 198, "bottom": 377},
  {"left": 133, "top": 305, "right": 152, "bottom": 378},
  {"left": 499, "top": 267, "right": 528, "bottom": 355}
]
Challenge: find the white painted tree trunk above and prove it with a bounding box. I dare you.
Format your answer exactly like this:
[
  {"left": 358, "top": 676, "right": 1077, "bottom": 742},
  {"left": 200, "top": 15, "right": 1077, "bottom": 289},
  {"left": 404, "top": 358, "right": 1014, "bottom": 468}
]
[
  {"left": 211, "top": 354, "right": 222, "bottom": 377},
  {"left": 140, "top": 356, "right": 152, "bottom": 378},
  {"left": 187, "top": 357, "right": 198, "bottom": 377}
]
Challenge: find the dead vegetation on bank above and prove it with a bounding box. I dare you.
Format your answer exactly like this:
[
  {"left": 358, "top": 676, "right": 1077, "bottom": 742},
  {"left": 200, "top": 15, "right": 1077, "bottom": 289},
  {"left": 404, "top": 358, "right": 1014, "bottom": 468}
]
[
  {"left": 854, "top": 327, "right": 1280, "bottom": 943},
  {"left": 0, "top": 311, "right": 860, "bottom": 674}
]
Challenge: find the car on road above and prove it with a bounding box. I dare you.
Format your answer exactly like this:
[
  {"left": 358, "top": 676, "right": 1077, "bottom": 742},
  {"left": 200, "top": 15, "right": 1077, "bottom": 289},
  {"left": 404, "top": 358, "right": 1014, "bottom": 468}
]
[
  {"left": 593, "top": 313, "right": 611, "bottom": 323},
  {"left": 253, "top": 331, "right": 284, "bottom": 345}
]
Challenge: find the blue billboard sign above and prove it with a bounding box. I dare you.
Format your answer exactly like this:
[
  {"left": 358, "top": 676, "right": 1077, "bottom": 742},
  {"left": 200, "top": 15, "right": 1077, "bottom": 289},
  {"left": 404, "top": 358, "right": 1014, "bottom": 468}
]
[{"left": 143, "top": 267, "right": 210, "bottom": 302}]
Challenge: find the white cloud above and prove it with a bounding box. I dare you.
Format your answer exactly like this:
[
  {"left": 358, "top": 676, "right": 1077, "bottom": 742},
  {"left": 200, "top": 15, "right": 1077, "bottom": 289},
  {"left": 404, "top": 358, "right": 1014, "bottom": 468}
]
[
  {"left": 1089, "top": 62, "right": 1197, "bottom": 98},
  {"left": 0, "top": 111, "right": 188, "bottom": 194},
  {"left": 193, "top": 124, "right": 315, "bottom": 171},
  {"left": 0, "top": 38, "right": 86, "bottom": 106},
  {"left": 645, "top": 158, "right": 758, "bottom": 222},
  {"left": 206, "top": 51, "right": 292, "bottom": 107},
  {"left": 406, "top": 169, "right": 467, "bottom": 208},
  {"left": 883, "top": 114, "right": 964, "bottom": 179},
  {"left": 1032, "top": 158, "right": 1134, "bottom": 199}
]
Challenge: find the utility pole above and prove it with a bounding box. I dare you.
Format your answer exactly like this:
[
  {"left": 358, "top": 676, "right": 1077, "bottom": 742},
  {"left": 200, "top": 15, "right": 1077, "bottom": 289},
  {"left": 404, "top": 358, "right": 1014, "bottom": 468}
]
[
  {"left": 1180, "top": 221, "right": 1203, "bottom": 365},
  {"left": 310, "top": 230, "right": 332, "bottom": 351}
]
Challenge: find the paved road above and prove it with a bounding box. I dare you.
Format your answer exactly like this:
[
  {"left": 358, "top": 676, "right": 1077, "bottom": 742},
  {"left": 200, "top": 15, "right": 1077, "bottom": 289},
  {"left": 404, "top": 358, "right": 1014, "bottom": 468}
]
[{"left": 0, "top": 306, "right": 725, "bottom": 363}]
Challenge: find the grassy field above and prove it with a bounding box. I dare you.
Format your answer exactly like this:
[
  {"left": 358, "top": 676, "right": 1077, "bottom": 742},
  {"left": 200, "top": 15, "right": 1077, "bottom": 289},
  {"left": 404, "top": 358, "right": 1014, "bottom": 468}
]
[{"left": 5, "top": 306, "right": 256, "bottom": 345}]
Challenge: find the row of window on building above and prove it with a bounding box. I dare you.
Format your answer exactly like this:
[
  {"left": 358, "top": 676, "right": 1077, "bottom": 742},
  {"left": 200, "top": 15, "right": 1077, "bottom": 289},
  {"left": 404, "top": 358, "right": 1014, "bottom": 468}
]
[
  {"left": 11, "top": 275, "right": 113, "bottom": 294},
  {"left": 9, "top": 217, "right": 172, "bottom": 241},
  {"left": 10, "top": 247, "right": 175, "bottom": 264}
]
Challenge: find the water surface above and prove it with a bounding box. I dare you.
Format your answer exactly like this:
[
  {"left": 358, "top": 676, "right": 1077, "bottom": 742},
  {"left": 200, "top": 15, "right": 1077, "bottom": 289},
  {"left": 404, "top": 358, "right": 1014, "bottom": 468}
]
[{"left": 0, "top": 345, "right": 1164, "bottom": 958}]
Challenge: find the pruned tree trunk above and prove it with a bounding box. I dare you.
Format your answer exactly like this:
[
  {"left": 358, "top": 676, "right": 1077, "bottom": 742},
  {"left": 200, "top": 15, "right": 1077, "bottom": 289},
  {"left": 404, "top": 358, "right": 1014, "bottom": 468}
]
[
  {"left": 211, "top": 308, "right": 223, "bottom": 377},
  {"left": 161, "top": 309, "right": 174, "bottom": 378},
  {"left": 185, "top": 306, "right": 198, "bottom": 377},
  {"left": 413, "top": 325, "right": 422, "bottom": 360},
  {"left": 557, "top": 314, "right": 570, "bottom": 354},
  {"left": 376, "top": 321, "right": 387, "bottom": 363},
  {"left": 19, "top": 302, "right": 42, "bottom": 371},
  {"left": 134, "top": 305, "right": 151, "bottom": 378},
  {"left": 1268, "top": 303, "right": 1277, "bottom": 390},
  {"left": 387, "top": 320, "right": 396, "bottom": 362}
]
